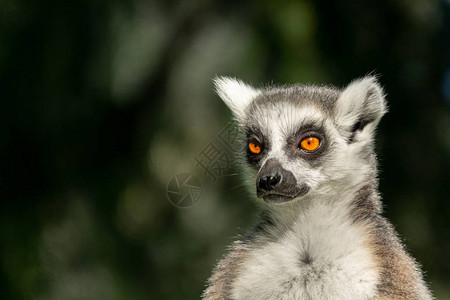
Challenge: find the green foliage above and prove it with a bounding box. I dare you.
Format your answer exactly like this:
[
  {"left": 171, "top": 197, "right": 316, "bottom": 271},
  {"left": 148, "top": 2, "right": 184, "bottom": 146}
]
[{"left": 1, "top": 0, "right": 449, "bottom": 299}]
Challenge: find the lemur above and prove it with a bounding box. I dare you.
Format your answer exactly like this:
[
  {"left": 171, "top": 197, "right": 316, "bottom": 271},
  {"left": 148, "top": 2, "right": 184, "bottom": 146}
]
[{"left": 202, "top": 76, "right": 433, "bottom": 300}]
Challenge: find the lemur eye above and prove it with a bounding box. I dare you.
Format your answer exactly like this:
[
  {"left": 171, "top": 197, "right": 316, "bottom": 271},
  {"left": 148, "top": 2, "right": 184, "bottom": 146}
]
[
  {"left": 249, "top": 141, "right": 262, "bottom": 154},
  {"left": 300, "top": 137, "right": 320, "bottom": 152}
]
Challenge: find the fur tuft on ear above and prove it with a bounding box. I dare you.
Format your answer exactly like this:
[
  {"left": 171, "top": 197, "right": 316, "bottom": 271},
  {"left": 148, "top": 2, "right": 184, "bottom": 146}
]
[
  {"left": 335, "top": 76, "right": 387, "bottom": 141},
  {"left": 213, "top": 77, "right": 261, "bottom": 120}
]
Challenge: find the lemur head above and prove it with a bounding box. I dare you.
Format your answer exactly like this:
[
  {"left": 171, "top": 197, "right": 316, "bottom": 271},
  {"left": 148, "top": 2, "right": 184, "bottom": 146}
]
[{"left": 214, "top": 76, "right": 387, "bottom": 204}]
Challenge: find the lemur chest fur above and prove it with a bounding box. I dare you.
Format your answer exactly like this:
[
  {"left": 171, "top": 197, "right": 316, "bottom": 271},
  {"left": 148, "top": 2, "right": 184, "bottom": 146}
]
[
  {"left": 203, "top": 76, "right": 433, "bottom": 299},
  {"left": 231, "top": 201, "right": 379, "bottom": 300}
]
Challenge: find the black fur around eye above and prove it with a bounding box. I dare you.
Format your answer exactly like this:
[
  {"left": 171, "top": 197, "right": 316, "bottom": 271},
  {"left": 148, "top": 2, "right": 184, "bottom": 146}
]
[
  {"left": 248, "top": 140, "right": 263, "bottom": 154},
  {"left": 207, "top": 77, "right": 432, "bottom": 299},
  {"left": 299, "top": 136, "right": 321, "bottom": 152},
  {"left": 285, "top": 128, "right": 327, "bottom": 161},
  {"left": 245, "top": 127, "right": 268, "bottom": 164},
  {"left": 245, "top": 139, "right": 267, "bottom": 165}
]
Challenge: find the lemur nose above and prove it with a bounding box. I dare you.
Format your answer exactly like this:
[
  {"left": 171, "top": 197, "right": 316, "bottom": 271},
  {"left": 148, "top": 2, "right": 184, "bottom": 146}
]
[{"left": 258, "top": 174, "right": 282, "bottom": 192}]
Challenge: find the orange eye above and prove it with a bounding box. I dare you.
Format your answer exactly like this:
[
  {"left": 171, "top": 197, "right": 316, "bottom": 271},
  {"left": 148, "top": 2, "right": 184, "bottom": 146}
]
[
  {"left": 249, "top": 142, "right": 262, "bottom": 154},
  {"left": 300, "top": 137, "right": 320, "bottom": 152}
]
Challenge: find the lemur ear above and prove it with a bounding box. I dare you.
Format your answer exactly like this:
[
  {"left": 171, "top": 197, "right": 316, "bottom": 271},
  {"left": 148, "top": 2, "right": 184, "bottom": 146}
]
[
  {"left": 335, "top": 76, "right": 387, "bottom": 141},
  {"left": 213, "top": 77, "right": 261, "bottom": 121}
]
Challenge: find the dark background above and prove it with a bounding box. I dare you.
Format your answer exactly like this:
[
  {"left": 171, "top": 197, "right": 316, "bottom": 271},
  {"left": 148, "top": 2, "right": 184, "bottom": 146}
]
[{"left": 1, "top": 0, "right": 449, "bottom": 299}]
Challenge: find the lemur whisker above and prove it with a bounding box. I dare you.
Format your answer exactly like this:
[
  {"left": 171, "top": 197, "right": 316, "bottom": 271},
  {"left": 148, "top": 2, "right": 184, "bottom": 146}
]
[{"left": 204, "top": 76, "right": 433, "bottom": 300}]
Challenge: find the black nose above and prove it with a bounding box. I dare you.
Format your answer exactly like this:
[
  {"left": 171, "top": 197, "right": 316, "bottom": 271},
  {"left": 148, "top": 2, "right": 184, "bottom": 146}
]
[{"left": 258, "top": 174, "right": 281, "bottom": 192}]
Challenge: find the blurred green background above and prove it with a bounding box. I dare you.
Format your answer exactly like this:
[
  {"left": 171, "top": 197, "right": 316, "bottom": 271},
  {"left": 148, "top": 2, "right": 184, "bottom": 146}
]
[{"left": 1, "top": 0, "right": 450, "bottom": 299}]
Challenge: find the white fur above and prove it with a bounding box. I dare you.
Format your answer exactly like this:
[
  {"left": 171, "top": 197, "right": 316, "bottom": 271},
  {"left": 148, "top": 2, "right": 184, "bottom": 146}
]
[
  {"left": 256, "top": 104, "right": 327, "bottom": 190},
  {"left": 335, "top": 76, "right": 387, "bottom": 140},
  {"left": 210, "top": 77, "right": 388, "bottom": 299},
  {"left": 213, "top": 77, "right": 261, "bottom": 120},
  {"left": 250, "top": 103, "right": 372, "bottom": 196},
  {"left": 231, "top": 100, "right": 379, "bottom": 299},
  {"left": 232, "top": 194, "right": 379, "bottom": 300}
]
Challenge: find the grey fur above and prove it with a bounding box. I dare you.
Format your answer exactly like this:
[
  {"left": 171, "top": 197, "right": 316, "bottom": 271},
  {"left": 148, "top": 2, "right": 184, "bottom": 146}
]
[{"left": 203, "top": 77, "right": 433, "bottom": 300}]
